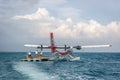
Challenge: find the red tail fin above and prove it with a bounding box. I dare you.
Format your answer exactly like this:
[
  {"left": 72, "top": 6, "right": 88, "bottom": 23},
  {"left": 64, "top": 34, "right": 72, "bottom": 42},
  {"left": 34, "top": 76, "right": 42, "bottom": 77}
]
[{"left": 50, "top": 32, "right": 56, "bottom": 53}]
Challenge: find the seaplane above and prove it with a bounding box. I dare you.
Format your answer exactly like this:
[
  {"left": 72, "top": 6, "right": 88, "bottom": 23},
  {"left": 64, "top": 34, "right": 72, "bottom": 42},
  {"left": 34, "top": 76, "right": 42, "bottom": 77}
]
[{"left": 21, "top": 32, "right": 111, "bottom": 61}]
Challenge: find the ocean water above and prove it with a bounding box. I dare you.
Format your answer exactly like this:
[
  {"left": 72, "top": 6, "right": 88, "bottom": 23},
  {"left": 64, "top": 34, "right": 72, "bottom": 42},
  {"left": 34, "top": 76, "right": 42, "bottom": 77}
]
[{"left": 0, "top": 52, "right": 120, "bottom": 80}]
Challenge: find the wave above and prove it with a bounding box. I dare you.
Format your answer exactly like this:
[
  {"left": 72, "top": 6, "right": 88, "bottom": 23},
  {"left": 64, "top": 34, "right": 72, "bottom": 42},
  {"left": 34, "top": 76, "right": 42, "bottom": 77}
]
[
  {"left": 13, "top": 62, "right": 59, "bottom": 80},
  {"left": 99, "top": 61, "right": 120, "bottom": 64}
]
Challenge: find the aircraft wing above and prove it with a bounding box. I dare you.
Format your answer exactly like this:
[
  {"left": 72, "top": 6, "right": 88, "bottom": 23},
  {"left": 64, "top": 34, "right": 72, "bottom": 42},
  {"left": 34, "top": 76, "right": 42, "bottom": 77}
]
[
  {"left": 24, "top": 44, "right": 70, "bottom": 48},
  {"left": 24, "top": 44, "right": 111, "bottom": 50},
  {"left": 24, "top": 44, "right": 50, "bottom": 49},
  {"left": 81, "top": 44, "right": 111, "bottom": 48},
  {"left": 73, "top": 44, "right": 111, "bottom": 50},
  {"left": 55, "top": 45, "right": 70, "bottom": 49}
]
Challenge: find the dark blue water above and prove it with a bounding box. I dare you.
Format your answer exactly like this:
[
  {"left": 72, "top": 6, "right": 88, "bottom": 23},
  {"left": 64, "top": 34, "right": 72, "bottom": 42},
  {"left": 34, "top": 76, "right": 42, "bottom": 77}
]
[{"left": 0, "top": 52, "right": 120, "bottom": 80}]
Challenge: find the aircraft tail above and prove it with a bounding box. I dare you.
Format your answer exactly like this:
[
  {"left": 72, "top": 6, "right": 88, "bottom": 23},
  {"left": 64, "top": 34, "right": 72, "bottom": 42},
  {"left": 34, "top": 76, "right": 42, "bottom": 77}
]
[{"left": 50, "top": 32, "right": 56, "bottom": 53}]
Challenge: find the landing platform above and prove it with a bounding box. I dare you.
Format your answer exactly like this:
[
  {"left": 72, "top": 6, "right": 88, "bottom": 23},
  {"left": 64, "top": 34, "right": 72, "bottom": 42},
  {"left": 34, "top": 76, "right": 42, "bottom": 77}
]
[{"left": 21, "top": 57, "right": 50, "bottom": 61}]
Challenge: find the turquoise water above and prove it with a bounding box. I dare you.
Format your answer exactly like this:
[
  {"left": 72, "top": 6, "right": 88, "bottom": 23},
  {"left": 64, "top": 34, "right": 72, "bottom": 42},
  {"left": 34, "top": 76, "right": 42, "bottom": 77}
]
[{"left": 0, "top": 52, "right": 120, "bottom": 80}]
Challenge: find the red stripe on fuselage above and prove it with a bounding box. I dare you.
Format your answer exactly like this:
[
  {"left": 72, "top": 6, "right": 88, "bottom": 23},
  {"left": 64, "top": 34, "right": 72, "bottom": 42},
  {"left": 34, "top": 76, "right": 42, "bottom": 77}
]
[{"left": 50, "top": 32, "right": 56, "bottom": 53}]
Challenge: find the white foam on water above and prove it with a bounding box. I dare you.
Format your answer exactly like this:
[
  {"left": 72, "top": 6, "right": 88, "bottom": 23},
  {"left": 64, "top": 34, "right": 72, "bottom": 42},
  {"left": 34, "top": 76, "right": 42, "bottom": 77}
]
[{"left": 13, "top": 62, "right": 59, "bottom": 80}]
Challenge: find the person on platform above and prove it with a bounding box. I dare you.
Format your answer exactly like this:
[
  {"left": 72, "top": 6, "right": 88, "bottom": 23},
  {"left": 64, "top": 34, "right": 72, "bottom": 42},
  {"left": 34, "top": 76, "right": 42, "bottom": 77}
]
[{"left": 27, "top": 52, "right": 33, "bottom": 59}]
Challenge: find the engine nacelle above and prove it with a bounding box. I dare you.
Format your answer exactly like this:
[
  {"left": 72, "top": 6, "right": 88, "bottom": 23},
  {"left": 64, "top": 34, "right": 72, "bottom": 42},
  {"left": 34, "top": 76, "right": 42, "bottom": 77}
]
[{"left": 74, "top": 45, "right": 81, "bottom": 50}]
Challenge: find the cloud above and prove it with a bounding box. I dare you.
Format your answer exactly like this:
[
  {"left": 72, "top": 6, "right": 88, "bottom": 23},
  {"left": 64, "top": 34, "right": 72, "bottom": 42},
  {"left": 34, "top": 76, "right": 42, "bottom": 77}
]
[
  {"left": 38, "top": 0, "right": 67, "bottom": 6},
  {"left": 0, "top": 7, "right": 119, "bottom": 52},
  {"left": 13, "top": 8, "right": 50, "bottom": 20},
  {"left": 12, "top": 8, "right": 120, "bottom": 40},
  {"left": 57, "top": 7, "right": 81, "bottom": 19}
]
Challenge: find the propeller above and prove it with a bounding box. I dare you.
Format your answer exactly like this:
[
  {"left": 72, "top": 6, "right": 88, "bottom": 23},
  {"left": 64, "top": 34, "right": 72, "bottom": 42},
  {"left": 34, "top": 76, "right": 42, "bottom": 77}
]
[
  {"left": 64, "top": 45, "right": 71, "bottom": 51},
  {"left": 39, "top": 45, "right": 43, "bottom": 51},
  {"left": 64, "top": 44, "right": 67, "bottom": 51},
  {"left": 39, "top": 45, "right": 43, "bottom": 55}
]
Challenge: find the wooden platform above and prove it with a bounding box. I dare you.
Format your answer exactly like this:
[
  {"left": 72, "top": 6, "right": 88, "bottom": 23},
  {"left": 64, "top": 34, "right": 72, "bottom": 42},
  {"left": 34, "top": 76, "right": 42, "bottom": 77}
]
[{"left": 21, "top": 57, "right": 50, "bottom": 61}]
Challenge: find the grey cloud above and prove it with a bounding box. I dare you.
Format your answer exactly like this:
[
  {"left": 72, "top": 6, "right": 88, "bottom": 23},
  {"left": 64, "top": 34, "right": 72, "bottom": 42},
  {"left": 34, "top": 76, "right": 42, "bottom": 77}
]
[{"left": 0, "top": 0, "right": 39, "bottom": 17}]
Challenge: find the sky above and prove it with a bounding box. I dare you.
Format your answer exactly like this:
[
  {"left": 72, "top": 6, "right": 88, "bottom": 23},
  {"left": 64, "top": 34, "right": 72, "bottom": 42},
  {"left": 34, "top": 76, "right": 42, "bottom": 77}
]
[{"left": 0, "top": 0, "right": 120, "bottom": 52}]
